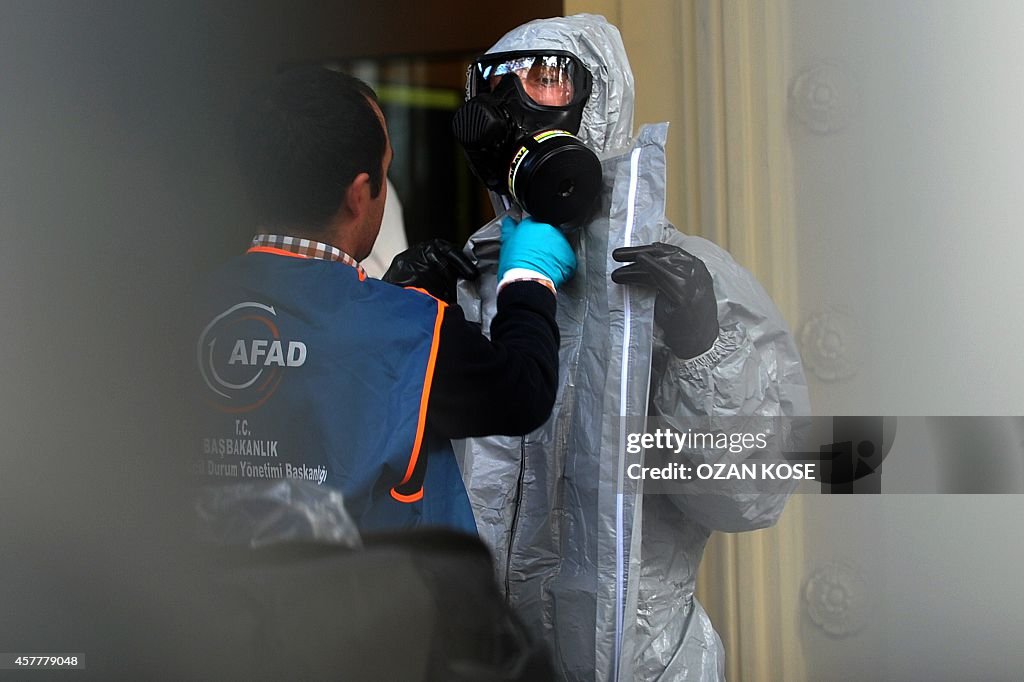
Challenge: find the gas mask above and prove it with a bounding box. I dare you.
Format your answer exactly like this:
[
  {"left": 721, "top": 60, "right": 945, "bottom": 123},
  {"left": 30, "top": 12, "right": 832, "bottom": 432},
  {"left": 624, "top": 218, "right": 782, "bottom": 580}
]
[{"left": 452, "top": 50, "right": 601, "bottom": 228}]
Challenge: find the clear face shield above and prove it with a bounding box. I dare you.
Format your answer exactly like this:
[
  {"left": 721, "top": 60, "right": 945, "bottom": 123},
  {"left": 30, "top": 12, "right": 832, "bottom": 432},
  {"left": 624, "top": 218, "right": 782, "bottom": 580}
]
[{"left": 468, "top": 51, "right": 590, "bottom": 110}]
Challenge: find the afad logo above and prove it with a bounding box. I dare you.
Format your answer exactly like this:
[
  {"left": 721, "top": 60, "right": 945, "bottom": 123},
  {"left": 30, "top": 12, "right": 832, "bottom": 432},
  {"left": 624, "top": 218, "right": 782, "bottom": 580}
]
[{"left": 198, "top": 302, "right": 307, "bottom": 413}]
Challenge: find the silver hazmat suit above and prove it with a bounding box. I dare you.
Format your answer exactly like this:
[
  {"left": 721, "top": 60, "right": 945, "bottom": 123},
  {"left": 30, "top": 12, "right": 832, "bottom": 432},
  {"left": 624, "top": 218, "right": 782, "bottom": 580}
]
[{"left": 454, "top": 14, "right": 811, "bottom": 682}]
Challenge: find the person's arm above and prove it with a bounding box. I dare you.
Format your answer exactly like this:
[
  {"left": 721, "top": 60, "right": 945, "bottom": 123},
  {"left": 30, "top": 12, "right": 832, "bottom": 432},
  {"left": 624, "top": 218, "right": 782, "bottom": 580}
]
[
  {"left": 649, "top": 227, "right": 810, "bottom": 532},
  {"left": 427, "top": 281, "right": 559, "bottom": 439},
  {"left": 387, "top": 215, "right": 573, "bottom": 439}
]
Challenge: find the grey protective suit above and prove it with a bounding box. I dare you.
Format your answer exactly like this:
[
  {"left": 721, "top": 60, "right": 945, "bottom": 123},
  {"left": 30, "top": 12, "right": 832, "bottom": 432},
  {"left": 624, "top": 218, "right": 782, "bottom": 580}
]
[{"left": 454, "top": 14, "right": 810, "bottom": 682}]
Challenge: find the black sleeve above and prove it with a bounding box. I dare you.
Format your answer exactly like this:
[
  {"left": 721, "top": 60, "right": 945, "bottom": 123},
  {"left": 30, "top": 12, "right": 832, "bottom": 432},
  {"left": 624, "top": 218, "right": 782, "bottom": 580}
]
[{"left": 427, "top": 281, "right": 559, "bottom": 439}]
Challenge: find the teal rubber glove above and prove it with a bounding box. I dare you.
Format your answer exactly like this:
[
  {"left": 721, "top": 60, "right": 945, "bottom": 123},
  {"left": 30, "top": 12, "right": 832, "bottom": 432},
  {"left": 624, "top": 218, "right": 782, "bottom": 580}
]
[{"left": 498, "top": 215, "right": 577, "bottom": 289}]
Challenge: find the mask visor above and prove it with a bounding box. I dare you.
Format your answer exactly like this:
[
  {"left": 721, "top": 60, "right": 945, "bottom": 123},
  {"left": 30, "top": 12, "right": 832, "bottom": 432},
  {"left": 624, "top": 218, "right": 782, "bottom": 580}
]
[{"left": 469, "top": 51, "right": 589, "bottom": 108}]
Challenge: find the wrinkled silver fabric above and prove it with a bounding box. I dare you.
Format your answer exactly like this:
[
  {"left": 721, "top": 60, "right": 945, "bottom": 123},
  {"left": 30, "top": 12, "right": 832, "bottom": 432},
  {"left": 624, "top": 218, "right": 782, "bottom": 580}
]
[
  {"left": 195, "top": 480, "right": 362, "bottom": 549},
  {"left": 455, "top": 14, "right": 810, "bottom": 682}
]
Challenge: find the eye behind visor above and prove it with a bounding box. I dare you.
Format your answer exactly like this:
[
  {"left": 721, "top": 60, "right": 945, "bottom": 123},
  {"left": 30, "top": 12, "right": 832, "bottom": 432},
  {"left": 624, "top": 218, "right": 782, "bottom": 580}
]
[{"left": 470, "top": 51, "right": 590, "bottom": 109}]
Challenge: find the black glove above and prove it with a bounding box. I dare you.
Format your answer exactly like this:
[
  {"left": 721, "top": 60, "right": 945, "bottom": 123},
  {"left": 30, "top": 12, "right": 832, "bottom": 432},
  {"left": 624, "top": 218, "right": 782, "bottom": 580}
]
[
  {"left": 611, "top": 242, "right": 719, "bottom": 359},
  {"left": 383, "top": 239, "right": 480, "bottom": 304}
]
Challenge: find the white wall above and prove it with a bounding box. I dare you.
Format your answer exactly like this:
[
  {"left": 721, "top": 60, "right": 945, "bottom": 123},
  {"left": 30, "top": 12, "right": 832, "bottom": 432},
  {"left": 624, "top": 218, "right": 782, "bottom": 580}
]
[
  {"left": 791, "top": 0, "right": 1024, "bottom": 413},
  {"left": 789, "top": 1, "right": 1024, "bottom": 679}
]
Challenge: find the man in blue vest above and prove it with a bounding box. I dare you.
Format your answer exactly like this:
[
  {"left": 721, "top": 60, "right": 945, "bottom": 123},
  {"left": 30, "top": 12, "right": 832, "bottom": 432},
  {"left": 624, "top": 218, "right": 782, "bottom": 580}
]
[{"left": 195, "top": 66, "right": 577, "bottom": 534}]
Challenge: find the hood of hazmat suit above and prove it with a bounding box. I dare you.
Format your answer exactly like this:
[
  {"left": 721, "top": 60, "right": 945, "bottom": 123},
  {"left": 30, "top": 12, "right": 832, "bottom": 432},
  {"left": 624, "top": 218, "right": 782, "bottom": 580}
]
[{"left": 455, "top": 14, "right": 810, "bottom": 682}]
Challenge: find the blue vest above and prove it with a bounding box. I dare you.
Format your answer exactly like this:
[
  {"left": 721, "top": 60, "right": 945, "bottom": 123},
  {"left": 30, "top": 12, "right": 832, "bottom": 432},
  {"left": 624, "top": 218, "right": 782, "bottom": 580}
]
[{"left": 195, "top": 250, "right": 477, "bottom": 534}]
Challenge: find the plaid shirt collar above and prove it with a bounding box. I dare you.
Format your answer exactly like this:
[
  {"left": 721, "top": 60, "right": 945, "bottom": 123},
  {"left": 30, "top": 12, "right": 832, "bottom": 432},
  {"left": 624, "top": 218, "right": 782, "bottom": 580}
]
[{"left": 248, "top": 233, "right": 366, "bottom": 279}]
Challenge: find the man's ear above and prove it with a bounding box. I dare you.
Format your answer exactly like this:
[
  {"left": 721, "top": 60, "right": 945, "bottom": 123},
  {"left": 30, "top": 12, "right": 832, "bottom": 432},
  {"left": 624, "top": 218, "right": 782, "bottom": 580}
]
[{"left": 343, "top": 172, "right": 372, "bottom": 221}]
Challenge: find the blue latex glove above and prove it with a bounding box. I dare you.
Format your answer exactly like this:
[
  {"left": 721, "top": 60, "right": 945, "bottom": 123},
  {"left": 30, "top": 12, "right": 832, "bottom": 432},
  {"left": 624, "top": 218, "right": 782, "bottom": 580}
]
[{"left": 498, "top": 215, "right": 577, "bottom": 289}]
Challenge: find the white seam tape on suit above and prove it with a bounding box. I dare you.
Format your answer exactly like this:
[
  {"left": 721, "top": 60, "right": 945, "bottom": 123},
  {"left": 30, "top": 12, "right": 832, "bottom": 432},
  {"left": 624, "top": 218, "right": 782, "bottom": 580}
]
[{"left": 614, "top": 144, "right": 643, "bottom": 682}]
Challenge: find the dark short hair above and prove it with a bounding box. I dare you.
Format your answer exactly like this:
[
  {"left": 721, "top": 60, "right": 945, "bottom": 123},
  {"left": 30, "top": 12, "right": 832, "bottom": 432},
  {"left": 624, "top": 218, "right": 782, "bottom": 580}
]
[{"left": 235, "top": 66, "right": 385, "bottom": 233}]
